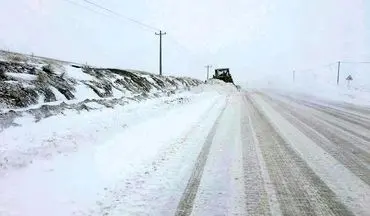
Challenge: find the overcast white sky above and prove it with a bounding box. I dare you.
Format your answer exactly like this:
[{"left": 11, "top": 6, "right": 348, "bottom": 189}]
[{"left": 0, "top": 0, "right": 369, "bottom": 83}]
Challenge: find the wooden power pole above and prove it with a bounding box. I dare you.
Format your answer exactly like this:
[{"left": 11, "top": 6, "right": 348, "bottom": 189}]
[
  {"left": 205, "top": 65, "right": 212, "bottom": 80},
  {"left": 337, "top": 61, "right": 341, "bottom": 85},
  {"left": 155, "top": 30, "right": 166, "bottom": 75}
]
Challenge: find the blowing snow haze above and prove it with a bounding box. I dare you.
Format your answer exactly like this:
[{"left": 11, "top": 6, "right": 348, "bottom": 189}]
[
  {"left": 3, "top": 1, "right": 370, "bottom": 216},
  {"left": 0, "top": 0, "right": 369, "bottom": 83}
]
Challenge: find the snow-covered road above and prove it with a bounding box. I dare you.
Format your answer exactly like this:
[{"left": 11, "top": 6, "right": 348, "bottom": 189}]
[{"left": 1, "top": 87, "right": 370, "bottom": 215}]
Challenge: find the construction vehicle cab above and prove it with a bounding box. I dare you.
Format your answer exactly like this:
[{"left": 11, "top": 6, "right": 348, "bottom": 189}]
[{"left": 213, "top": 68, "right": 234, "bottom": 84}]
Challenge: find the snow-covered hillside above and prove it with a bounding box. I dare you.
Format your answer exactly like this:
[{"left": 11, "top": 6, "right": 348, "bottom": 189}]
[
  {"left": 0, "top": 50, "right": 202, "bottom": 131},
  {"left": 0, "top": 50, "right": 201, "bottom": 109}
]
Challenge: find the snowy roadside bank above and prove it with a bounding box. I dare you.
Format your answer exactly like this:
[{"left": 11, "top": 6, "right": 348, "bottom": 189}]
[
  {"left": 0, "top": 81, "right": 238, "bottom": 216},
  {"left": 0, "top": 87, "right": 217, "bottom": 172},
  {"left": 0, "top": 50, "right": 202, "bottom": 132},
  {"left": 0, "top": 88, "right": 190, "bottom": 132}
]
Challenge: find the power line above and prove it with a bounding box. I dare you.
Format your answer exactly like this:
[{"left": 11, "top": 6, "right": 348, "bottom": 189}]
[
  {"left": 293, "top": 61, "right": 370, "bottom": 86},
  {"left": 80, "top": 0, "right": 160, "bottom": 32},
  {"left": 166, "top": 34, "right": 211, "bottom": 79},
  {"left": 340, "top": 61, "right": 370, "bottom": 64},
  {"left": 167, "top": 34, "right": 204, "bottom": 66},
  {"left": 59, "top": 0, "right": 204, "bottom": 78},
  {"left": 61, "top": 0, "right": 111, "bottom": 18},
  {"left": 61, "top": 0, "right": 160, "bottom": 32},
  {"left": 293, "top": 62, "right": 339, "bottom": 85},
  {"left": 296, "top": 62, "right": 337, "bottom": 73},
  {"left": 167, "top": 35, "right": 191, "bottom": 54}
]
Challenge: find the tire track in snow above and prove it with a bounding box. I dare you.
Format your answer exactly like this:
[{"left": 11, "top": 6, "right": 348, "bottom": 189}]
[
  {"left": 241, "top": 96, "right": 279, "bottom": 216},
  {"left": 284, "top": 94, "right": 370, "bottom": 117},
  {"left": 190, "top": 94, "right": 246, "bottom": 216},
  {"left": 268, "top": 93, "right": 370, "bottom": 151},
  {"left": 85, "top": 96, "right": 226, "bottom": 216},
  {"left": 261, "top": 94, "right": 370, "bottom": 185},
  {"left": 333, "top": 102, "right": 370, "bottom": 116},
  {"left": 174, "top": 98, "right": 228, "bottom": 216},
  {"left": 246, "top": 94, "right": 354, "bottom": 216},
  {"left": 275, "top": 93, "right": 370, "bottom": 121},
  {"left": 280, "top": 95, "right": 370, "bottom": 129},
  {"left": 302, "top": 102, "right": 370, "bottom": 144}
]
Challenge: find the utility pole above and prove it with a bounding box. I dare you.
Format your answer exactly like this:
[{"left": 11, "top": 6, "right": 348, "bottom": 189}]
[
  {"left": 337, "top": 61, "right": 341, "bottom": 85},
  {"left": 205, "top": 65, "right": 212, "bottom": 80},
  {"left": 293, "top": 70, "right": 295, "bottom": 82},
  {"left": 155, "top": 30, "right": 166, "bottom": 75}
]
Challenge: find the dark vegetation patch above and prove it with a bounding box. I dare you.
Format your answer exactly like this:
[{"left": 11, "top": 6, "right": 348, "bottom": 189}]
[
  {"left": 0, "top": 82, "right": 38, "bottom": 108},
  {"left": 0, "top": 51, "right": 202, "bottom": 131},
  {"left": 0, "top": 60, "right": 78, "bottom": 108},
  {"left": 84, "top": 80, "right": 113, "bottom": 98}
]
